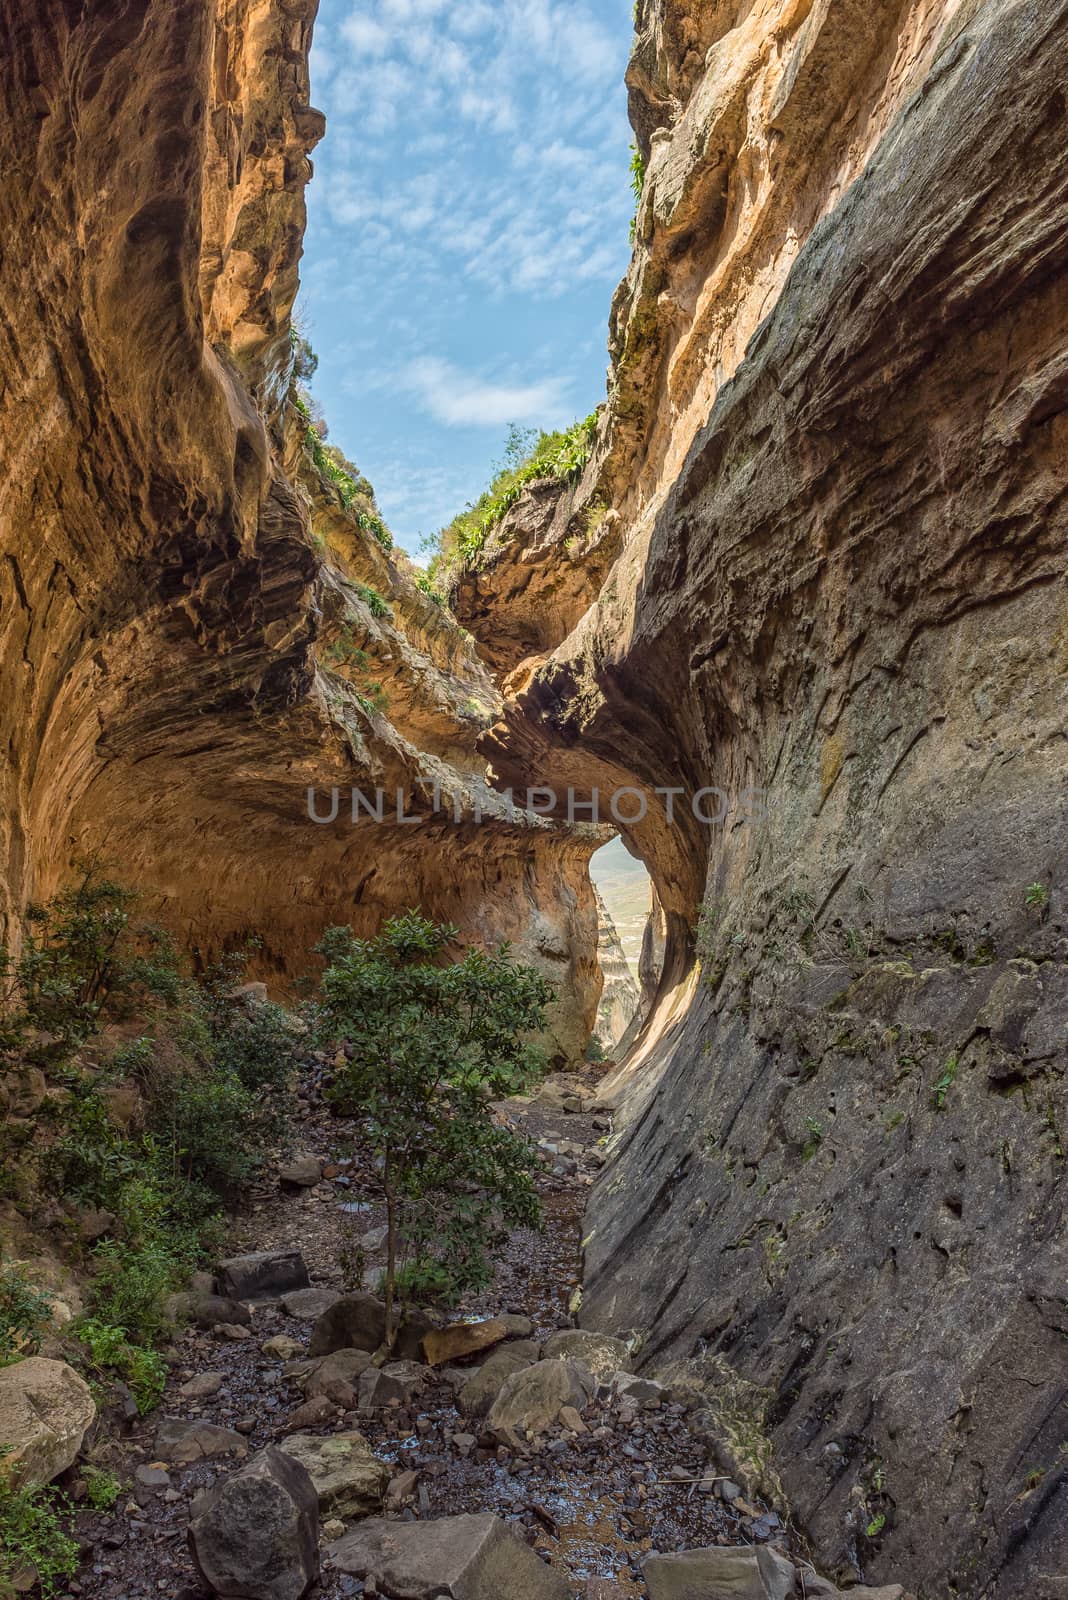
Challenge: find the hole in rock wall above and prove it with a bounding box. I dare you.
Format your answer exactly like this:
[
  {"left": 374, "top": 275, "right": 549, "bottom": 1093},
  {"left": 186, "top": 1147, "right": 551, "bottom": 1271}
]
[{"left": 588, "top": 835, "right": 657, "bottom": 1058}]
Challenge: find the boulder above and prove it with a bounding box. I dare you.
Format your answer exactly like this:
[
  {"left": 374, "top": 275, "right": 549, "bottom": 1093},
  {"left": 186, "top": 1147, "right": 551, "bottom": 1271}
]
[
  {"left": 295, "top": 1348, "right": 373, "bottom": 1401},
  {"left": 422, "top": 1319, "right": 508, "bottom": 1367},
  {"left": 0, "top": 1357, "right": 96, "bottom": 1487},
  {"left": 155, "top": 1417, "right": 249, "bottom": 1464},
  {"left": 611, "top": 1372, "right": 667, "bottom": 1407},
  {"left": 543, "top": 1329, "right": 631, "bottom": 1382},
  {"left": 3, "top": 1066, "right": 47, "bottom": 1117},
  {"left": 457, "top": 1341, "right": 540, "bottom": 1418},
  {"left": 179, "top": 1370, "right": 225, "bottom": 1399},
  {"left": 486, "top": 1358, "right": 595, "bottom": 1439},
  {"left": 643, "top": 1546, "right": 796, "bottom": 1600},
  {"left": 359, "top": 1359, "right": 427, "bottom": 1410},
  {"left": 262, "top": 1334, "right": 305, "bottom": 1361},
  {"left": 327, "top": 1511, "right": 570, "bottom": 1598},
  {"left": 188, "top": 1294, "right": 253, "bottom": 1329},
  {"left": 279, "top": 1430, "right": 388, "bottom": 1519},
  {"left": 498, "top": 1313, "right": 535, "bottom": 1338},
  {"left": 307, "top": 1292, "right": 434, "bottom": 1361},
  {"left": 216, "top": 1250, "right": 310, "bottom": 1301},
  {"left": 188, "top": 1446, "right": 318, "bottom": 1600},
  {"left": 278, "top": 1154, "right": 322, "bottom": 1187},
  {"left": 281, "top": 1286, "right": 342, "bottom": 1320}
]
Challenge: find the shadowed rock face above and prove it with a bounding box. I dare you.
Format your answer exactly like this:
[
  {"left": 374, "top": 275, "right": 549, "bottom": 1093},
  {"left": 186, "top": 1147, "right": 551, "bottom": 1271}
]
[
  {"left": 463, "top": 0, "right": 1068, "bottom": 1594},
  {"left": 0, "top": 0, "right": 600, "bottom": 1062}
]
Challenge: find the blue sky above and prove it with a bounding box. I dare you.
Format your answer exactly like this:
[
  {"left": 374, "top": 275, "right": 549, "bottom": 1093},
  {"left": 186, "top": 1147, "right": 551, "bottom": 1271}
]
[{"left": 301, "top": 0, "right": 635, "bottom": 557}]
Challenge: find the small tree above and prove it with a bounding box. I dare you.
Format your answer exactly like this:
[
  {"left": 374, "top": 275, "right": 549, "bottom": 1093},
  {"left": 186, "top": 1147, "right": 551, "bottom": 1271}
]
[{"left": 317, "top": 912, "right": 553, "bottom": 1347}]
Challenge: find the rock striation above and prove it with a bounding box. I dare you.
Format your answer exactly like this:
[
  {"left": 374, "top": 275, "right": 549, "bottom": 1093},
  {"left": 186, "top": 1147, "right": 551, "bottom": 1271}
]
[
  {"left": 456, "top": 1, "right": 1068, "bottom": 1596},
  {"left": 0, "top": 0, "right": 600, "bottom": 1063}
]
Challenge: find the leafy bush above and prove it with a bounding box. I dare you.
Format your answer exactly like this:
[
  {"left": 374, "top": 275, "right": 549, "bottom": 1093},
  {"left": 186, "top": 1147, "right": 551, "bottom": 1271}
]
[
  {"left": 0, "top": 864, "right": 181, "bottom": 1055},
  {"left": 0, "top": 1467, "right": 78, "bottom": 1599},
  {"left": 80, "top": 1464, "right": 122, "bottom": 1510},
  {"left": 435, "top": 414, "right": 598, "bottom": 566},
  {"left": 355, "top": 583, "right": 391, "bottom": 620},
  {"left": 0, "top": 1260, "right": 54, "bottom": 1365},
  {"left": 415, "top": 573, "right": 445, "bottom": 606},
  {"left": 76, "top": 1318, "right": 168, "bottom": 1414},
  {"left": 357, "top": 509, "right": 393, "bottom": 551},
  {"left": 629, "top": 141, "right": 645, "bottom": 242},
  {"left": 318, "top": 912, "right": 552, "bottom": 1342}
]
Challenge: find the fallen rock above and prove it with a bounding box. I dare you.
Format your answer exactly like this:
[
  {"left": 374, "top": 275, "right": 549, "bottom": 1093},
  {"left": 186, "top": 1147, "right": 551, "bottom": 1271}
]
[
  {"left": 486, "top": 1358, "right": 595, "bottom": 1439},
  {"left": 263, "top": 1334, "right": 305, "bottom": 1361},
  {"left": 0, "top": 1357, "right": 96, "bottom": 1487},
  {"left": 279, "top": 1430, "right": 389, "bottom": 1519},
  {"left": 422, "top": 1318, "right": 508, "bottom": 1367},
  {"left": 216, "top": 1250, "right": 310, "bottom": 1301},
  {"left": 278, "top": 1154, "right": 322, "bottom": 1188},
  {"left": 543, "top": 1329, "right": 631, "bottom": 1382},
  {"left": 457, "top": 1341, "right": 540, "bottom": 1418},
  {"left": 295, "top": 1348, "right": 373, "bottom": 1401},
  {"left": 179, "top": 1371, "right": 225, "bottom": 1399},
  {"left": 188, "top": 1446, "right": 318, "bottom": 1600},
  {"left": 611, "top": 1372, "right": 667, "bottom": 1407},
  {"left": 643, "top": 1545, "right": 796, "bottom": 1600},
  {"left": 155, "top": 1417, "right": 249, "bottom": 1464},
  {"left": 282, "top": 1396, "right": 338, "bottom": 1432},
  {"left": 327, "top": 1511, "right": 570, "bottom": 1598},
  {"left": 499, "top": 1313, "right": 535, "bottom": 1338},
  {"left": 359, "top": 1359, "right": 427, "bottom": 1410},
  {"left": 282, "top": 1286, "right": 342, "bottom": 1320},
  {"left": 307, "top": 1292, "right": 434, "bottom": 1361},
  {"left": 190, "top": 1294, "right": 253, "bottom": 1329},
  {"left": 386, "top": 1468, "right": 420, "bottom": 1506}
]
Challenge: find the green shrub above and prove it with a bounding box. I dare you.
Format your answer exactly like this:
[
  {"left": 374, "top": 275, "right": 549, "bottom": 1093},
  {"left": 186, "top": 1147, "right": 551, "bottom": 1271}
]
[
  {"left": 0, "top": 1467, "right": 78, "bottom": 1599},
  {"left": 628, "top": 141, "right": 645, "bottom": 242},
  {"left": 357, "top": 510, "right": 393, "bottom": 551},
  {"left": 0, "top": 1260, "right": 54, "bottom": 1366},
  {"left": 415, "top": 573, "right": 445, "bottom": 606},
  {"left": 76, "top": 1318, "right": 168, "bottom": 1414},
  {"left": 79, "top": 1464, "right": 122, "bottom": 1511},
  {"left": 0, "top": 863, "right": 181, "bottom": 1055},
  {"left": 319, "top": 912, "right": 552, "bottom": 1341},
  {"left": 435, "top": 414, "right": 598, "bottom": 566},
  {"left": 355, "top": 583, "right": 391, "bottom": 620}
]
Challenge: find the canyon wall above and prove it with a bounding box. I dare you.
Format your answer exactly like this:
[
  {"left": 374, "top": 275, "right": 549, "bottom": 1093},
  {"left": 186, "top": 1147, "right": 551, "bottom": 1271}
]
[
  {"left": 461, "top": 0, "right": 1068, "bottom": 1593},
  {"left": 0, "top": 0, "right": 600, "bottom": 1063}
]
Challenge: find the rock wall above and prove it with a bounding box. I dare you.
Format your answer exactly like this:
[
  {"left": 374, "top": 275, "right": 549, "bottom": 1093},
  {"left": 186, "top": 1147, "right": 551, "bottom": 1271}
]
[
  {"left": 0, "top": 0, "right": 600, "bottom": 1064},
  {"left": 463, "top": 0, "right": 1068, "bottom": 1593}
]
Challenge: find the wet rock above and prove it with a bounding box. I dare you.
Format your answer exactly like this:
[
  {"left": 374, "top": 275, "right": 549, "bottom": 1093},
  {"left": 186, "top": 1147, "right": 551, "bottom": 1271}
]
[
  {"left": 543, "top": 1330, "right": 632, "bottom": 1382},
  {"left": 0, "top": 1357, "right": 96, "bottom": 1487},
  {"left": 188, "top": 1446, "right": 318, "bottom": 1600},
  {"left": 155, "top": 1417, "right": 249, "bottom": 1464},
  {"left": 327, "top": 1511, "right": 570, "bottom": 1598},
  {"left": 180, "top": 1371, "right": 225, "bottom": 1399},
  {"left": 643, "top": 1545, "right": 796, "bottom": 1600},
  {"left": 457, "top": 1341, "right": 540, "bottom": 1418},
  {"left": 217, "top": 1250, "right": 310, "bottom": 1301},
  {"left": 279, "top": 1431, "right": 389, "bottom": 1519},
  {"left": 278, "top": 1154, "right": 323, "bottom": 1188},
  {"left": 282, "top": 1286, "right": 342, "bottom": 1320},
  {"left": 422, "top": 1318, "right": 508, "bottom": 1367},
  {"left": 486, "top": 1358, "right": 595, "bottom": 1440}
]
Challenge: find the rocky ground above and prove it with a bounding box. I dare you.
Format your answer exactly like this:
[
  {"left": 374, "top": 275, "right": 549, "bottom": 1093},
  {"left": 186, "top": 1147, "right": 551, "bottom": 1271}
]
[{"left": 58, "top": 1061, "right": 804, "bottom": 1600}]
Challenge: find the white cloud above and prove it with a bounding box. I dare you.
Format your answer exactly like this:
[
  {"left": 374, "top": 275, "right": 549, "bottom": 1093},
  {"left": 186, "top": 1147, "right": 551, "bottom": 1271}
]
[
  {"left": 404, "top": 357, "right": 571, "bottom": 427},
  {"left": 340, "top": 14, "right": 389, "bottom": 54}
]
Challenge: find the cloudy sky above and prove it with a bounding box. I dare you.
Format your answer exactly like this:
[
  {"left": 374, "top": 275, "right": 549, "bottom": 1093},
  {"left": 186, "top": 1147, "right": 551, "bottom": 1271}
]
[{"left": 301, "top": 0, "right": 635, "bottom": 557}]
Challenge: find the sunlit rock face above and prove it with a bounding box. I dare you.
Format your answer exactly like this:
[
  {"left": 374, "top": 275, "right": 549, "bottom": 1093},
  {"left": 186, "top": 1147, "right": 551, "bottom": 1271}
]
[
  {"left": 0, "top": 0, "right": 601, "bottom": 1064},
  {"left": 465, "top": 1, "right": 1068, "bottom": 1593}
]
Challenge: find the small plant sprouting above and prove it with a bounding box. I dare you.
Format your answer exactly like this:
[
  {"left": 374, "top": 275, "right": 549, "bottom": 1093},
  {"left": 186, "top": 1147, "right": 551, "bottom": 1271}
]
[
  {"left": 932, "top": 1056, "right": 960, "bottom": 1111},
  {"left": 354, "top": 584, "right": 390, "bottom": 620},
  {"left": 865, "top": 1512, "right": 887, "bottom": 1538},
  {"left": 1025, "top": 882, "right": 1050, "bottom": 911},
  {"left": 628, "top": 141, "right": 646, "bottom": 243},
  {"left": 802, "top": 1117, "right": 824, "bottom": 1162},
  {"left": 80, "top": 1465, "right": 122, "bottom": 1511}
]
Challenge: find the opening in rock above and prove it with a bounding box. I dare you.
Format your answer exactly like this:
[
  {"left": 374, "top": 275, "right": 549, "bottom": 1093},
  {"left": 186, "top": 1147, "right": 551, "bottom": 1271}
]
[{"left": 589, "top": 834, "right": 656, "bottom": 1057}]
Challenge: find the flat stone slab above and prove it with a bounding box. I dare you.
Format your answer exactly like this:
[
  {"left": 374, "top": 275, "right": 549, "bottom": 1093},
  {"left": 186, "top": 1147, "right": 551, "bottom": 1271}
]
[
  {"left": 643, "top": 1545, "right": 796, "bottom": 1600},
  {"left": 327, "top": 1512, "right": 570, "bottom": 1598},
  {"left": 422, "top": 1319, "right": 508, "bottom": 1367},
  {"left": 282, "top": 1286, "right": 342, "bottom": 1320},
  {"left": 154, "top": 1417, "right": 248, "bottom": 1464}
]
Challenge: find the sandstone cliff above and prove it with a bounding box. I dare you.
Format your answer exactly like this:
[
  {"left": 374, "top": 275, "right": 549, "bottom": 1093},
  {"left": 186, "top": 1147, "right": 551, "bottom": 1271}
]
[
  {"left": 458, "top": 0, "right": 1068, "bottom": 1593},
  {"left": 0, "top": 0, "right": 600, "bottom": 1064}
]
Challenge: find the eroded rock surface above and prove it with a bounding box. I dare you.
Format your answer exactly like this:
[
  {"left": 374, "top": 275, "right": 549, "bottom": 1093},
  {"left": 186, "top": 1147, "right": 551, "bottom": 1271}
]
[{"left": 462, "top": 2, "right": 1068, "bottom": 1595}]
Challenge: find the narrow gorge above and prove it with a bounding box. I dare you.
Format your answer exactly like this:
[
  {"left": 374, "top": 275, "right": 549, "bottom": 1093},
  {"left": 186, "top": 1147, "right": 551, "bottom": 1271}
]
[{"left": 0, "top": 2, "right": 1065, "bottom": 1599}]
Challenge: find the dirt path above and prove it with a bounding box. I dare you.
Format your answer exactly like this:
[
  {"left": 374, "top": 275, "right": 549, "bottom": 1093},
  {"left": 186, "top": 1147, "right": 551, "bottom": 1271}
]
[{"left": 70, "top": 1064, "right": 783, "bottom": 1600}]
